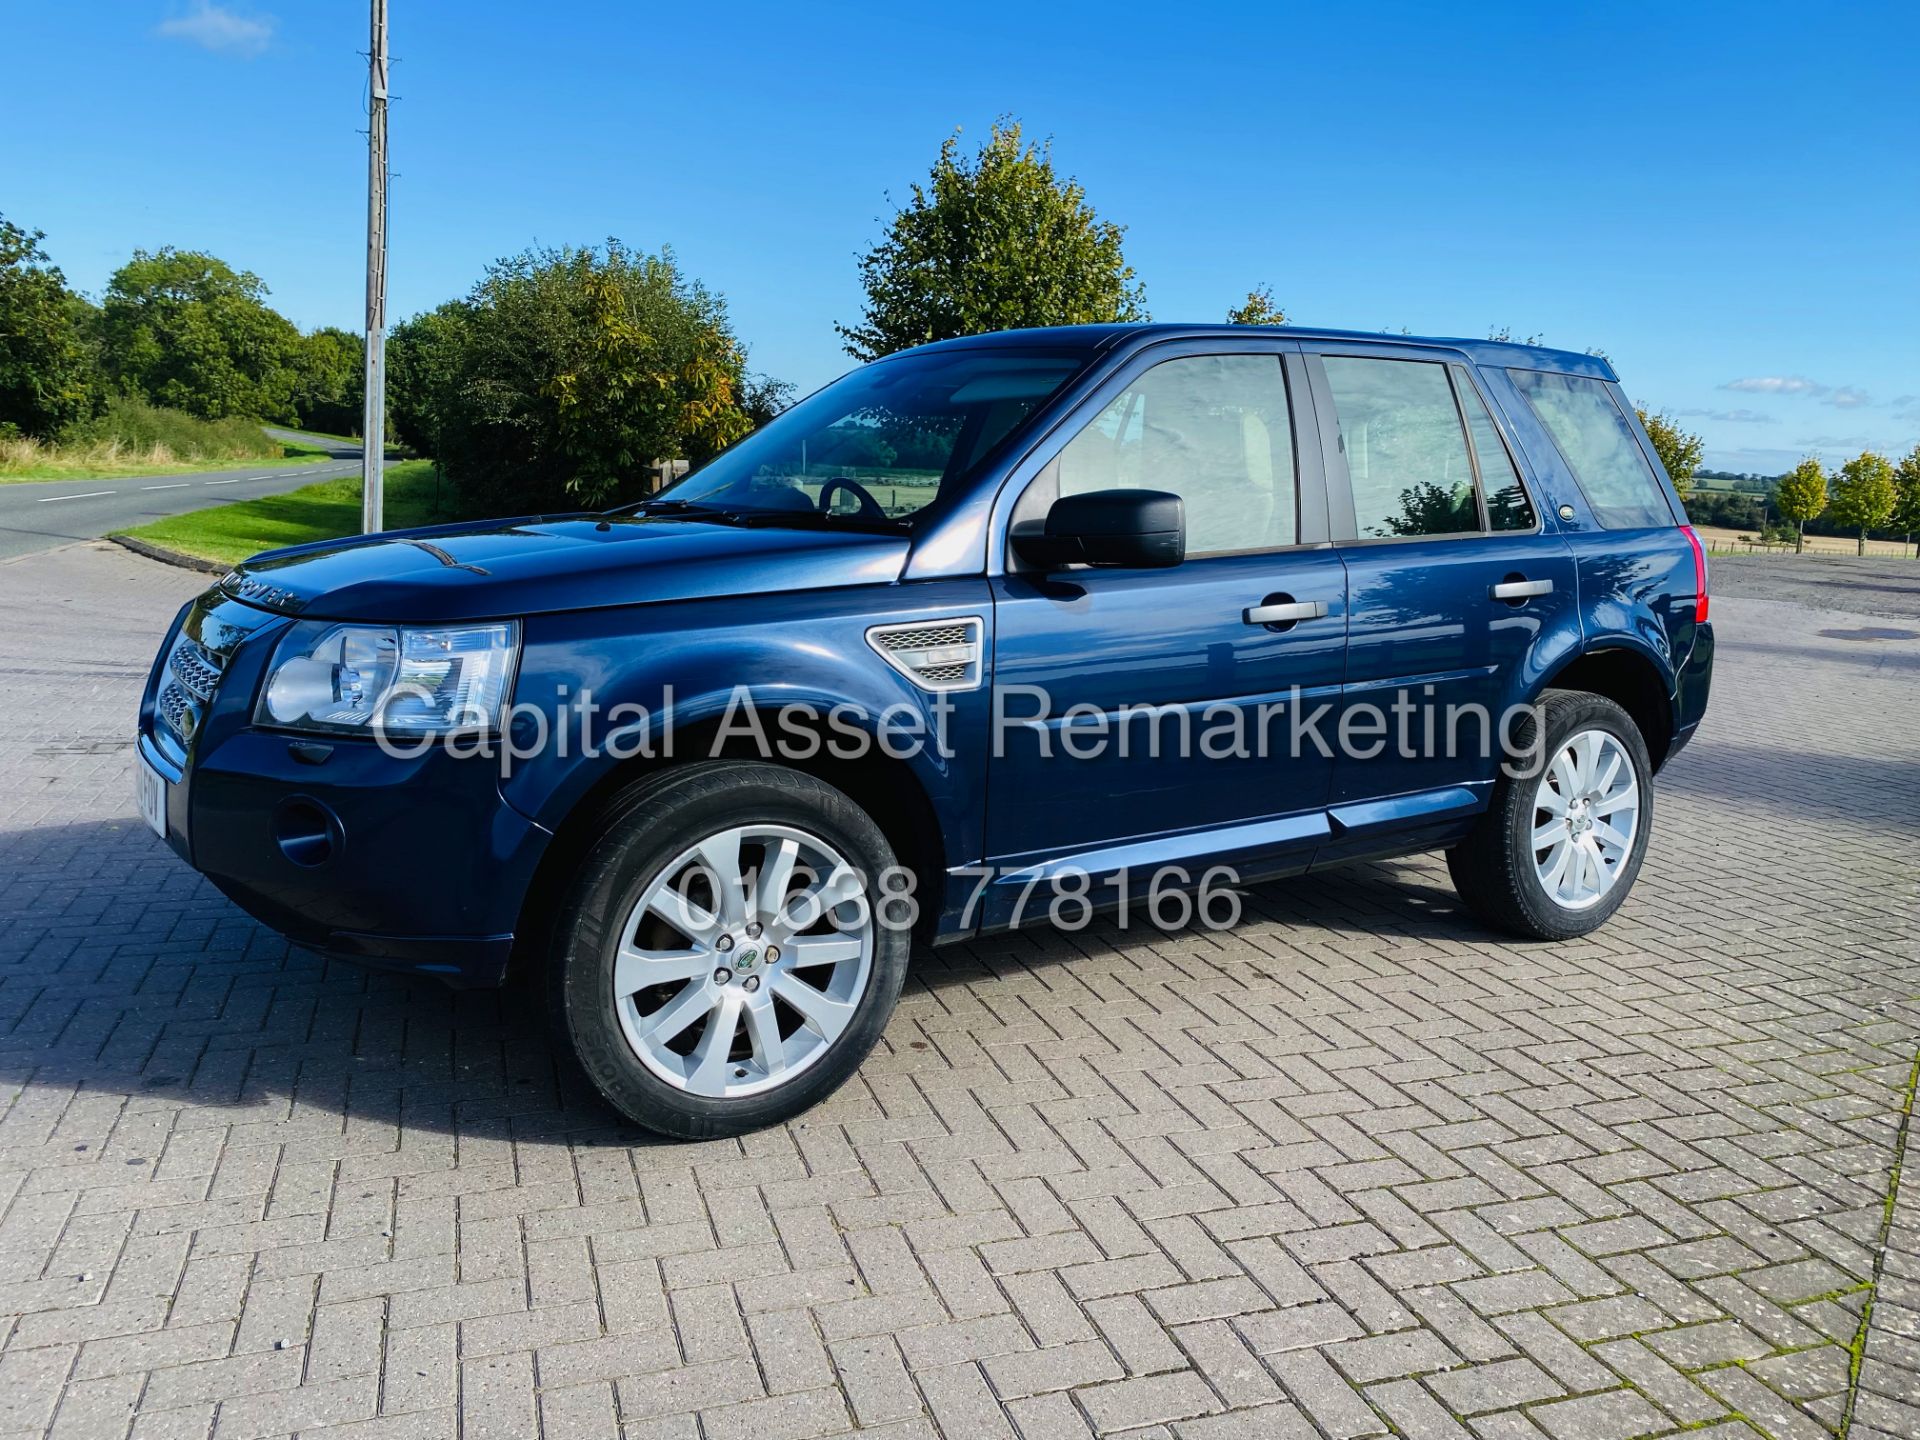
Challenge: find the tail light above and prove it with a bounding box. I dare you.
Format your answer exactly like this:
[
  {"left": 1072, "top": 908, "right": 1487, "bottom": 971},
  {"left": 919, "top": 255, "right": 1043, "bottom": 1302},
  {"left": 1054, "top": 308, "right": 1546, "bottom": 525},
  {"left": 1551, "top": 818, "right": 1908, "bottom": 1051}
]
[{"left": 1681, "top": 525, "right": 1709, "bottom": 624}]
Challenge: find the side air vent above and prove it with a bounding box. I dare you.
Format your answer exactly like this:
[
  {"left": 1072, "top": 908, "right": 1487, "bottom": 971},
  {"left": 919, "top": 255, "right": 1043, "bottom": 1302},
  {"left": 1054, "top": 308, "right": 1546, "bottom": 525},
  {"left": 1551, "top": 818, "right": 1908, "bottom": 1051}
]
[{"left": 866, "top": 617, "right": 984, "bottom": 693}]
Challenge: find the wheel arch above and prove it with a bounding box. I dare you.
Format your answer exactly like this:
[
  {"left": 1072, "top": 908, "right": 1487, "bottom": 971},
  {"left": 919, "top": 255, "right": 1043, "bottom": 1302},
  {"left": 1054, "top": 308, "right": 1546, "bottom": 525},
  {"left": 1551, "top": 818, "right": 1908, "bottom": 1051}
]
[
  {"left": 1538, "top": 645, "right": 1677, "bottom": 769},
  {"left": 506, "top": 709, "right": 950, "bottom": 981}
]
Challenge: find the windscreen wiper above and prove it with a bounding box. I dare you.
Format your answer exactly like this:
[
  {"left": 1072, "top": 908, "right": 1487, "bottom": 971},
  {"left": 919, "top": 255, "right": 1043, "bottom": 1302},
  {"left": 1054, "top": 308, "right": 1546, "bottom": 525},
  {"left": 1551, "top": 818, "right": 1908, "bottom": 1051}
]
[{"left": 627, "top": 498, "right": 747, "bottom": 523}]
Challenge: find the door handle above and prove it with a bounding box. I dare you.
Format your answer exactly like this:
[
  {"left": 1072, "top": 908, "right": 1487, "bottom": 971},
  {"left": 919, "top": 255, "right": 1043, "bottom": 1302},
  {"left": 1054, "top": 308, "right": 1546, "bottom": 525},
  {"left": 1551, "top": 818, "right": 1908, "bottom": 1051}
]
[
  {"left": 1490, "top": 578, "right": 1554, "bottom": 601},
  {"left": 1244, "top": 599, "right": 1328, "bottom": 626}
]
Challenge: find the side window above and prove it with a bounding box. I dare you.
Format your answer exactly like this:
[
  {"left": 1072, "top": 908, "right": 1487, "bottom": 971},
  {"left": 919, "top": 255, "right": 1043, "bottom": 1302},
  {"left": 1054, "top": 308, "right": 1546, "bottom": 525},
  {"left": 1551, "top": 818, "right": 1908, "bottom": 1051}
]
[
  {"left": 1509, "top": 370, "right": 1674, "bottom": 529},
  {"left": 1056, "top": 355, "right": 1297, "bottom": 555},
  {"left": 1322, "top": 357, "right": 1478, "bottom": 538},
  {"left": 1453, "top": 369, "right": 1535, "bottom": 531}
]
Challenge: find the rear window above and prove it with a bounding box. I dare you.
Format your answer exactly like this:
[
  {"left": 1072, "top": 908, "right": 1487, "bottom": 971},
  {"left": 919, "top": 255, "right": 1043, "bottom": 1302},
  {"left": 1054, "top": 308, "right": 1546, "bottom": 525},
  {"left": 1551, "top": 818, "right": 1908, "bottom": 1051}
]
[{"left": 1509, "top": 370, "right": 1674, "bottom": 528}]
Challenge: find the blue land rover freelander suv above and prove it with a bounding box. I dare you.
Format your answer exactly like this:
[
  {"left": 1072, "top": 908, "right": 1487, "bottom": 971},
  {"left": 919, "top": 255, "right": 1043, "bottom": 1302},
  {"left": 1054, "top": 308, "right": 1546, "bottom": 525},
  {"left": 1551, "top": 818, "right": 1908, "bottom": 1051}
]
[{"left": 137, "top": 325, "right": 1713, "bottom": 1136}]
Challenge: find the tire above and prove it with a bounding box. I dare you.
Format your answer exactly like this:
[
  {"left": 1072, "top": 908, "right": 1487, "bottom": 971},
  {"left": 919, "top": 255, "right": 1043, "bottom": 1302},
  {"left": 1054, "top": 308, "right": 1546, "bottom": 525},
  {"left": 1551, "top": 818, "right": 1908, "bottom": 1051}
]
[
  {"left": 548, "top": 761, "right": 909, "bottom": 1139},
  {"left": 1447, "top": 689, "right": 1653, "bottom": 941}
]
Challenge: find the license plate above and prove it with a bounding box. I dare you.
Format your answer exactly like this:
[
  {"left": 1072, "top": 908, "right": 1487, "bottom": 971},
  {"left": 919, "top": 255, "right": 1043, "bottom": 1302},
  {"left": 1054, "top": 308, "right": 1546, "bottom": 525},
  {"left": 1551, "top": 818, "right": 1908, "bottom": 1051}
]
[{"left": 136, "top": 750, "right": 169, "bottom": 840}]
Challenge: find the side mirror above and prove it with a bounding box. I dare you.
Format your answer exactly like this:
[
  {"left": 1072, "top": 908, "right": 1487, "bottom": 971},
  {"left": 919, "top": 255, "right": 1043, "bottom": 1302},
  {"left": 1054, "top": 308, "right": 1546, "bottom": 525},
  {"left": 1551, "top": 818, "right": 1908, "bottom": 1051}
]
[{"left": 1012, "top": 488, "right": 1185, "bottom": 570}]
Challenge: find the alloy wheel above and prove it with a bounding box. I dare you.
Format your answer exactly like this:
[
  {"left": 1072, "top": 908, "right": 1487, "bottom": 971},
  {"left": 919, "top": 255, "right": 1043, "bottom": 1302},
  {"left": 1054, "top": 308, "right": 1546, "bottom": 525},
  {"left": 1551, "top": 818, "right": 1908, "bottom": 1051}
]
[
  {"left": 611, "top": 824, "right": 874, "bottom": 1098},
  {"left": 1530, "top": 727, "right": 1640, "bottom": 911}
]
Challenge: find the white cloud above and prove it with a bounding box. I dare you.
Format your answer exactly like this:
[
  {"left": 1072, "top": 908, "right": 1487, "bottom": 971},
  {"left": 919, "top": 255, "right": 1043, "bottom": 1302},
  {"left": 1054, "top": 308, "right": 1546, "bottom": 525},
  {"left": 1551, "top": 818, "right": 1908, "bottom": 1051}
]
[
  {"left": 1673, "top": 407, "right": 1777, "bottom": 424},
  {"left": 1823, "top": 387, "right": 1872, "bottom": 409},
  {"left": 1721, "top": 375, "right": 1831, "bottom": 396},
  {"left": 156, "top": 3, "right": 273, "bottom": 57}
]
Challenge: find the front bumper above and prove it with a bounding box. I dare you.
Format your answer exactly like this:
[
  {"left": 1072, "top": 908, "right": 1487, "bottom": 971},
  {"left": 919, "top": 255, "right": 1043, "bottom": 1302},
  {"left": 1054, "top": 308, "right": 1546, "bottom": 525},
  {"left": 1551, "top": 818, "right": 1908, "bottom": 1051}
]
[{"left": 139, "top": 587, "right": 549, "bottom": 988}]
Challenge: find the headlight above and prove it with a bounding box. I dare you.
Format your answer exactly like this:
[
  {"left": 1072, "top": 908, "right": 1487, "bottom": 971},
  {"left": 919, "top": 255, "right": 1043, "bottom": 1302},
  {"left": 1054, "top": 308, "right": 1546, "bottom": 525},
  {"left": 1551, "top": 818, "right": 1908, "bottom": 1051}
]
[{"left": 255, "top": 620, "right": 519, "bottom": 736}]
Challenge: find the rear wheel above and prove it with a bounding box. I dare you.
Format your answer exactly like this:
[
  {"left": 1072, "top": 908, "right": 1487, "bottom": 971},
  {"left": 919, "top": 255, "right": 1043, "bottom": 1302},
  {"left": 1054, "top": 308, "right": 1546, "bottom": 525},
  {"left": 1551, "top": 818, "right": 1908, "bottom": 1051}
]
[
  {"left": 549, "top": 762, "right": 909, "bottom": 1138},
  {"left": 1447, "top": 690, "right": 1652, "bottom": 940}
]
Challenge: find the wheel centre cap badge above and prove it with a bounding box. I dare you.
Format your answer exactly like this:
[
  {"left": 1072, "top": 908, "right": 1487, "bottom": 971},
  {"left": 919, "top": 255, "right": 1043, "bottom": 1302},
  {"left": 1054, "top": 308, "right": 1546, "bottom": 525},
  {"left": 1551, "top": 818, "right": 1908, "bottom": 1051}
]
[{"left": 736, "top": 948, "right": 758, "bottom": 970}]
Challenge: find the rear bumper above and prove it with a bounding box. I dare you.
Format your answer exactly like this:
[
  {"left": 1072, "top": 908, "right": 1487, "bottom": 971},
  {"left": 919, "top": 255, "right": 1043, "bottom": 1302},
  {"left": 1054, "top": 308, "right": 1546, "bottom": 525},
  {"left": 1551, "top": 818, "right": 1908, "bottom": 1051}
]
[{"left": 1665, "top": 619, "right": 1714, "bottom": 765}]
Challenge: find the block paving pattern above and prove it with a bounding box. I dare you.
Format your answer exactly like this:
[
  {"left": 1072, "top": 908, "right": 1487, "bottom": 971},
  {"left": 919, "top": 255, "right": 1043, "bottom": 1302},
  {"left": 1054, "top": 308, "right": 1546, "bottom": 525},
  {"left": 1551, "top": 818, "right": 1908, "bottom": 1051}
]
[{"left": 1, "top": 540, "right": 1917, "bottom": 1440}]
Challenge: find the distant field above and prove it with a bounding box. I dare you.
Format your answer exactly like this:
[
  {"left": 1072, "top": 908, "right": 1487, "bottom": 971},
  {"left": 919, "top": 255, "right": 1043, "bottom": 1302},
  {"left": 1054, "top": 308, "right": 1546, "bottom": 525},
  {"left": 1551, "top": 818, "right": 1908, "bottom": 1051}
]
[{"left": 1693, "top": 523, "right": 1913, "bottom": 558}]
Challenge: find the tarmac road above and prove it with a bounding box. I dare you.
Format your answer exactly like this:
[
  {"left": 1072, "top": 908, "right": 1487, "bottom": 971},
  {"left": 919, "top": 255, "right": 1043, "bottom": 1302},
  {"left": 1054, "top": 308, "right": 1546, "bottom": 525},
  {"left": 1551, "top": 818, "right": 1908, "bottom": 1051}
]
[{"left": 0, "top": 429, "right": 369, "bottom": 563}]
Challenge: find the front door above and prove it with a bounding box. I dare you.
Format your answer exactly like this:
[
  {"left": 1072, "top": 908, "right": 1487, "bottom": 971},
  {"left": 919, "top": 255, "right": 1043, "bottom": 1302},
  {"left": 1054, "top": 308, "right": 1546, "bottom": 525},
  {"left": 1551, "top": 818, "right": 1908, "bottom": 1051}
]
[{"left": 983, "top": 347, "right": 1349, "bottom": 924}]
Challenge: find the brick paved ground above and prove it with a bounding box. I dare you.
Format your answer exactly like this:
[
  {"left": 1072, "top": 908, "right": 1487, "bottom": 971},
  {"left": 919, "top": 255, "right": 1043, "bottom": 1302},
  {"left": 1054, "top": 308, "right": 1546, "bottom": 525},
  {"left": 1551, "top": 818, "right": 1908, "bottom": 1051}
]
[{"left": 1, "top": 539, "right": 1916, "bottom": 1440}]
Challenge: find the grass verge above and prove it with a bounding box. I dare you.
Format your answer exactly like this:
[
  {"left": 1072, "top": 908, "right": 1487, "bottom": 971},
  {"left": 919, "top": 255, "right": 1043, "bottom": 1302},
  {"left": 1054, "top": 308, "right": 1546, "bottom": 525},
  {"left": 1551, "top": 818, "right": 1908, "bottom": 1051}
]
[
  {"left": 1, "top": 443, "right": 332, "bottom": 483},
  {"left": 2, "top": 399, "right": 337, "bottom": 482},
  {"left": 115, "top": 461, "right": 453, "bottom": 568}
]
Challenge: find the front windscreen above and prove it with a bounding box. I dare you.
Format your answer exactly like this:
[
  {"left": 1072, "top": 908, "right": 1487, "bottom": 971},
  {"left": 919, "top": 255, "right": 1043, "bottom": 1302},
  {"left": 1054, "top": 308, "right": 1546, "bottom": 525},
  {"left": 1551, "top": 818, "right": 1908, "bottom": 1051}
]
[{"left": 637, "top": 349, "right": 1087, "bottom": 530}]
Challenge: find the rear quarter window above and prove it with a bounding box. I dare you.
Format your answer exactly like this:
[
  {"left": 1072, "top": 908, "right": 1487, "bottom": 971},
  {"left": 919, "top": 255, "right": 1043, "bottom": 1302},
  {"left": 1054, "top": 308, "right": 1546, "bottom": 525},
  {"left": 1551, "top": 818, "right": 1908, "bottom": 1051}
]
[{"left": 1509, "top": 370, "right": 1675, "bottom": 528}]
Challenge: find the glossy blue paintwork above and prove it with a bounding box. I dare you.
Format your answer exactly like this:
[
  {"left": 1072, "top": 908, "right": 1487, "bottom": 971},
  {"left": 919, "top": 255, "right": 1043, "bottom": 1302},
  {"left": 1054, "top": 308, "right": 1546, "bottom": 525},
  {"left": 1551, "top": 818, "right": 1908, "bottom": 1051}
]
[
  {"left": 141, "top": 323, "right": 1712, "bottom": 987},
  {"left": 238, "top": 513, "right": 909, "bottom": 623},
  {"left": 987, "top": 548, "right": 1348, "bottom": 868}
]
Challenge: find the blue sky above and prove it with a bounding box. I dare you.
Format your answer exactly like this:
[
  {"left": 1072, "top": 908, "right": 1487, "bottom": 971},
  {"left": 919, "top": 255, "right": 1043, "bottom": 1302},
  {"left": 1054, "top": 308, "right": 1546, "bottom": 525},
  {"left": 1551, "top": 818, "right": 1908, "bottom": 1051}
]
[{"left": 7, "top": 1, "right": 1917, "bottom": 473}]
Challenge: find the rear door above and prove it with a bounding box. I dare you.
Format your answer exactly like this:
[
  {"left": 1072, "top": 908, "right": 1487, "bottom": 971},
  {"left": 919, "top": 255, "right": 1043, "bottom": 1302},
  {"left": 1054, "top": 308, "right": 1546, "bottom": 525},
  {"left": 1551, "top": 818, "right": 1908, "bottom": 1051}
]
[
  {"left": 1302, "top": 346, "right": 1580, "bottom": 856},
  {"left": 983, "top": 342, "right": 1348, "bottom": 919}
]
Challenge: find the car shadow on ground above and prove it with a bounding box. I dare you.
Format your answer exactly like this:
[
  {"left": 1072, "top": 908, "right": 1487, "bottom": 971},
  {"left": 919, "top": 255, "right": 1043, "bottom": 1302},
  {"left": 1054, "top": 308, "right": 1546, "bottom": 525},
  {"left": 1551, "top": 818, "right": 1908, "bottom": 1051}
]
[{"left": 0, "top": 818, "right": 1510, "bottom": 1142}]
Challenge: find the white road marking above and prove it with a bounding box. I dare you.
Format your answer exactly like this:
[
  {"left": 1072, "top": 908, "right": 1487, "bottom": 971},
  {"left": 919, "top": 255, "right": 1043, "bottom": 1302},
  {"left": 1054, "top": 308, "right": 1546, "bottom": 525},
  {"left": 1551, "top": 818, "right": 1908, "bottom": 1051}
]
[
  {"left": 142, "top": 483, "right": 189, "bottom": 491},
  {"left": 36, "top": 491, "right": 114, "bottom": 503},
  {"left": 204, "top": 478, "right": 244, "bottom": 486}
]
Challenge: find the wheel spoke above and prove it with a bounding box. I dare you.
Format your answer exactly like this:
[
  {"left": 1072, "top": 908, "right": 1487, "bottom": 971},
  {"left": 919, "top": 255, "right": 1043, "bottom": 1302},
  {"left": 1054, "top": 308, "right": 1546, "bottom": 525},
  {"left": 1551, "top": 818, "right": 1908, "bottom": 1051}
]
[
  {"left": 1541, "top": 838, "right": 1574, "bottom": 898},
  {"left": 615, "top": 945, "right": 712, "bottom": 996},
  {"left": 1591, "top": 819, "right": 1632, "bottom": 854},
  {"left": 647, "top": 885, "right": 720, "bottom": 942},
  {"left": 780, "top": 934, "right": 862, "bottom": 968},
  {"left": 1563, "top": 841, "right": 1590, "bottom": 902},
  {"left": 1580, "top": 836, "right": 1609, "bottom": 894},
  {"left": 1531, "top": 819, "right": 1566, "bottom": 851},
  {"left": 1576, "top": 732, "right": 1606, "bottom": 792},
  {"left": 1593, "top": 751, "right": 1623, "bottom": 797},
  {"left": 1536, "top": 786, "right": 1569, "bottom": 817},
  {"left": 772, "top": 972, "right": 857, "bottom": 1041},
  {"left": 1592, "top": 781, "right": 1638, "bottom": 817},
  {"left": 684, "top": 992, "right": 743, "bottom": 1093},
  {"left": 697, "top": 829, "right": 747, "bottom": 927},
  {"left": 777, "top": 863, "right": 865, "bottom": 936},
  {"left": 755, "top": 837, "right": 799, "bottom": 923},
  {"left": 741, "top": 995, "right": 787, "bottom": 1077},
  {"left": 636, "top": 979, "right": 714, "bottom": 1044},
  {"left": 1550, "top": 751, "right": 1581, "bottom": 799}
]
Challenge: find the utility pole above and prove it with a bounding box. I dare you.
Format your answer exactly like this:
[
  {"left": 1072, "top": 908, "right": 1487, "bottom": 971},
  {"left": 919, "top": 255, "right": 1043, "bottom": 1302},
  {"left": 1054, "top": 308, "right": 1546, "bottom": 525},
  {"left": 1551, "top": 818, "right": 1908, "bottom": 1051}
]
[{"left": 360, "top": 0, "right": 389, "bottom": 533}]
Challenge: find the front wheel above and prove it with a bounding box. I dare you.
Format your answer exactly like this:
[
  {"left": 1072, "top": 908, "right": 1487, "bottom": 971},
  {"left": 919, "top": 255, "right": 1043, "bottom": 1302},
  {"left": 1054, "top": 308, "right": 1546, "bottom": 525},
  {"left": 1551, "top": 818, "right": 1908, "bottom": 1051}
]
[
  {"left": 549, "top": 762, "right": 909, "bottom": 1138},
  {"left": 1447, "top": 690, "right": 1653, "bottom": 940}
]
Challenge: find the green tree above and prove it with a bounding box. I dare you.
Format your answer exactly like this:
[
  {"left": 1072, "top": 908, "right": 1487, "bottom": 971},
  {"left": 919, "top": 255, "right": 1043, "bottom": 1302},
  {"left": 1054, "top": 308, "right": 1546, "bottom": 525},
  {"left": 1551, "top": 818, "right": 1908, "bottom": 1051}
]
[
  {"left": 0, "top": 214, "right": 99, "bottom": 437},
  {"left": 1828, "top": 450, "right": 1897, "bottom": 554},
  {"left": 1772, "top": 457, "right": 1829, "bottom": 553},
  {"left": 98, "top": 248, "right": 300, "bottom": 419},
  {"left": 285, "top": 326, "right": 363, "bottom": 436},
  {"left": 1226, "top": 286, "right": 1286, "bottom": 326},
  {"left": 737, "top": 372, "right": 795, "bottom": 430},
  {"left": 1891, "top": 444, "right": 1920, "bottom": 557},
  {"left": 430, "top": 241, "right": 754, "bottom": 513},
  {"left": 1636, "top": 408, "right": 1705, "bottom": 500},
  {"left": 386, "top": 302, "right": 472, "bottom": 458},
  {"left": 837, "top": 119, "right": 1146, "bottom": 361}
]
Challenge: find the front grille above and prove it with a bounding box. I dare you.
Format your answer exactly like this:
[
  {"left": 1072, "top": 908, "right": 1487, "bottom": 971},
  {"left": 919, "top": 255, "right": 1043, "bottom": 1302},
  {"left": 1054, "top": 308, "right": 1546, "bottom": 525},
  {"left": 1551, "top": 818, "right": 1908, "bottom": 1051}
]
[
  {"left": 169, "top": 637, "right": 222, "bottom": 703},
  {"left": 157, "top": 682, "right": 194, "bottom": 738},
  {"left": 151, "top": 593, "right": 255, "bottom": 751}
]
